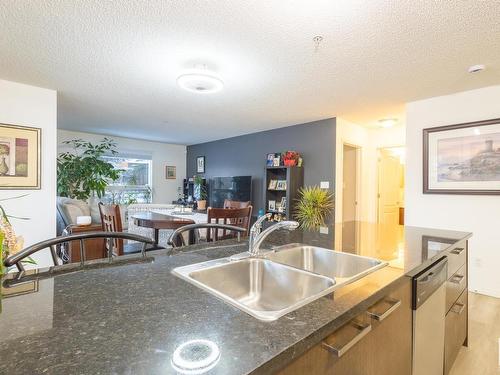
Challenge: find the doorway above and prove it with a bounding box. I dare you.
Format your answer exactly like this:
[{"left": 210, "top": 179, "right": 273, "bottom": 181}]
[
  {"left": 342, "top": 144, "right": 359, "bottom": 251},
  {"left": 377, "top": 146, "right": 405, "bottom": 226}
]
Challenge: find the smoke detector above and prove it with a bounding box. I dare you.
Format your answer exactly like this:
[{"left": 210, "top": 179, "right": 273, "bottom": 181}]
[{"left": 468, "top": 64, "right": 485, "bottom": 74}]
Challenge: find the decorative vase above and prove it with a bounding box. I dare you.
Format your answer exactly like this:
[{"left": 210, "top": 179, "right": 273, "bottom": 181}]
[
  {"left": 0, "top": 156, "right": 9, "bottom": 176},
  {"left": 197, "top": 200, "right": 207, "bottom": 210}
]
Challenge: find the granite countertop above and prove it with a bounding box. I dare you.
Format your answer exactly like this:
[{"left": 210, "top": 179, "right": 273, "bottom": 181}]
[{"left": 0, "top": 224, "right": 471, "bottom": 374}]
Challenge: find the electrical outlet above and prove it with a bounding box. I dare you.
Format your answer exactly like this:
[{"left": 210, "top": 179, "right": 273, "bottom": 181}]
[
  {"left": 319, "top": 226, "right": 329, "bottom": 234},
  {"left": 320, "top": 181, "right": 329, "bottom": 189}
]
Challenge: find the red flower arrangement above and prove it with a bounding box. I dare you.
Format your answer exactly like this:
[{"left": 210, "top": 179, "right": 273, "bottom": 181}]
[{"left": 282, "top": 151, "right": 300, "bottom": 167}]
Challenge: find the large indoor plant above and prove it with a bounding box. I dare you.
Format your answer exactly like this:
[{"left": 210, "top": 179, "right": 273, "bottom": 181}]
[
  {"left": 294, "top": 186, "right": 334, "bottom": 230},
  {"left": 57, "top": 138, "right": 122, "bottom": 200},
  {"left": 193, "top": 175, "right": 207, "bottom": 210},
  {"left": 0, "top": 194, "right": 33, "bottom": 274}
]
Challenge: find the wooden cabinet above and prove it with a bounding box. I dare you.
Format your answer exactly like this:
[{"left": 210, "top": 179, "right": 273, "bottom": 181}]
[
  {"left": 444, "top": 240, "right": 468, "bottom": 374},
  {"left": 278, "top": 278, "right": 412, "bottom": 375}
]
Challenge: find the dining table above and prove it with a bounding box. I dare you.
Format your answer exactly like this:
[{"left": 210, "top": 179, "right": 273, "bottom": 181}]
[{"left": 132, "top": 212, "right": 198, "bottom": 247}]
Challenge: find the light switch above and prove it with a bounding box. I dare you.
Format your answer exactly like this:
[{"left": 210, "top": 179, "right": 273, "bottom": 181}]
[{"left": 320, "top": 181, "right": 329, "bottom": 189}]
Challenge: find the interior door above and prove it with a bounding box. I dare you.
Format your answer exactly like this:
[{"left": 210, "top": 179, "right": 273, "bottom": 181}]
[{"left": 377, "top": 149, "right": 400, "bottom": 225}]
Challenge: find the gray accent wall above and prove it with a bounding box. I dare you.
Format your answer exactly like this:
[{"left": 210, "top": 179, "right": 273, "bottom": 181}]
[{"left": 186, "top": 118, "right": 336, "bottom": 213}]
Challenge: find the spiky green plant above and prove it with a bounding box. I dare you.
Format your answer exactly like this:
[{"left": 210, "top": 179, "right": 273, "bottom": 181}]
[{"left": 294, "top": 186, "right": 334, "bottom": 230}]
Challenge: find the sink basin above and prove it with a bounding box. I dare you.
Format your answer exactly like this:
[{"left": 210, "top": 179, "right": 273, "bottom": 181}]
[
  {"left": 173, "top": 258, "right": 335, "bottom": 321},
  {"left": 264, "top": 244, "right": 387, "bottom": 284}
]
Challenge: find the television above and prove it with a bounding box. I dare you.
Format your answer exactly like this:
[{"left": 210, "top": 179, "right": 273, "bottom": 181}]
[{"left": 209, "top": 176, "right": 252, "bottom": 208}]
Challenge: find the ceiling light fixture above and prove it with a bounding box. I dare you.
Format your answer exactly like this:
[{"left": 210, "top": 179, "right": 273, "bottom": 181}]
[
  {"left": 468, "top": 64, "right": 485, "bottom": 74},
  {"left": 177, "top": 67, "right": 224, "bottom": 94},
  {"left": 378, "top": 118, "right": 398, "bottom": 128}
]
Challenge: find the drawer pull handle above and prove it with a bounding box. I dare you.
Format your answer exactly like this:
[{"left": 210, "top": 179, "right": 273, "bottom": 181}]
[
  {"left": 451, "top": 302, "right": 466, "bottom": 315},
  {"left": 322, "top": 321, "right": 372, "bottom": 358},
  {"left": 367, "top": 298, "right": 402, "bottom": 321},
  {"left": 451, "top": 247, "right": 465, "bottom": 255},
  {"left": 450, "top": 274, "right": 465, "bottom": 284}
]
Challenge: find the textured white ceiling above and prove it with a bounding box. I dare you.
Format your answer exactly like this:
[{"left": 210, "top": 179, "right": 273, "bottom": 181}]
[{"left": 1, "top": 1, "right": 500, "bottom": 144}]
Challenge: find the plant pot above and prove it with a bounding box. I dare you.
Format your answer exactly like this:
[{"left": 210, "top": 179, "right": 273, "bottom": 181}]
[{"left": 197, "top": 200, "right": 207, "bottom": 210}]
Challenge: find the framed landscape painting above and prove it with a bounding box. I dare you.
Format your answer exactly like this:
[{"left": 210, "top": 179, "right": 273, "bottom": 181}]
[
  {"left": 0, "top": 123, "right": 41, "bottom": 189},
  {"left": 423, "top": 118, "right": 500, "bottom": 195}
]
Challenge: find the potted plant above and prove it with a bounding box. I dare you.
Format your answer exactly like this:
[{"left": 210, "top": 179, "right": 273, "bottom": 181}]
[
  {"left": 294, "top": 186, "right": 334, "bottom": 230},
  {"left": 193, "top": 175, "right": 207, "bottom": 210},
  {"left": 57, "top": 138, "right": 122, "bottom": 201}
]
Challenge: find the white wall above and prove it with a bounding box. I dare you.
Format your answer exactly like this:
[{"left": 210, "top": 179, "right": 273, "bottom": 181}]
[
  {"left": 0, "top": 79, "right": 57, "bottom": 268},
  {"left": 57, "top": 129, "right": 186, "bottom": 204},
  {"left": 405, "top": 85, "right": 500, "bottom": 298}
]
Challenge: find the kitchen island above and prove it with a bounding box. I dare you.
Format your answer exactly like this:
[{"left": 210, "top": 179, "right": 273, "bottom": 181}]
[{"left": 0, "top": 224, "right": 471, "bottom": 374}]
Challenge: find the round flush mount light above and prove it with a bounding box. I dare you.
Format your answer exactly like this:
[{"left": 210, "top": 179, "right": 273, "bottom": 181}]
[
  {"left": 177, "top": 73, "right": 224, "bottom": 94},
  {"left": 468, "top": 64, "right": 485, "bottom": 74},
  {"left": 378, "top": 118, "right": 398, "bottom": 128}
]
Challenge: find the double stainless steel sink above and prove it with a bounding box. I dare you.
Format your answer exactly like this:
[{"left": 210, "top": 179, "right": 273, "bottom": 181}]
[{"left": 173, "top": 243, "right": 387, "bottom": 321}]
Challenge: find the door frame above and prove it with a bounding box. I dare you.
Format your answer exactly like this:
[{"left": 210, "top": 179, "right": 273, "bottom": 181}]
[
  {"left": 376, "top": 145, "right": 405, "bottom": 225},
  {"left": 340, "top": 142, "right": 362, "bottom": 250}
]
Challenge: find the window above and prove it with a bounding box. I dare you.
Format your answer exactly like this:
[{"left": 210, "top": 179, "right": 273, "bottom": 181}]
[{"left": 101, "top": 155, "right": 152, "bottom": 204}]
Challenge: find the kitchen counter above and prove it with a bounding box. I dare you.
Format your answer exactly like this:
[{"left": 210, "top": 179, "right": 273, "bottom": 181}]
[{"left": 0, "top": 224, "right": 471, "bottom": 374}]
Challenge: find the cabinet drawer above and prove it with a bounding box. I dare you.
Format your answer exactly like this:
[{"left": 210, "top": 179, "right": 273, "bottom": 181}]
[
  {"left": 446, "top": 241, "right": 466, "bottom": 279},
  {"left": 446, "top": 264, "right": 467, "bottom": 313},
  {"left": 444, "top": 290, "right": 468, "bottom": 375}
]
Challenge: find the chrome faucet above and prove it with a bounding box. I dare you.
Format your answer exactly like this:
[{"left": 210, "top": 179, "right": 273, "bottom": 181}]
[{"left": 248, "top": 215, "right": 299, "bottom": 256}]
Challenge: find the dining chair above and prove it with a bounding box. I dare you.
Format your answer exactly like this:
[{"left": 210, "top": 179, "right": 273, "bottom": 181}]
[
  {"left": 167, "top": 223, "right": 246, "bottom": 248},
  {"left": 3, "top": 231, "right": 155, "bottom": 272},
  {"left": 98, "top": 202, "right": 156, "bottom": 255},
  {"left": 207, "top": 206, "right": 252, "bottom": 240},
  {"left": 223, "top": 199, "right": 252, "bottom": 209}
]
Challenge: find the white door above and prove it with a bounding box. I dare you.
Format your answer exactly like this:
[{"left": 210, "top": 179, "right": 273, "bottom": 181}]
[{"left": 377, "top": 149, "right": 401, "bottom": 225}]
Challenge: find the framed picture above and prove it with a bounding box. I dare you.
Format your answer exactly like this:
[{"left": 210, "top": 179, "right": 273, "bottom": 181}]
[
  {"left": 273, "top": 155, "right": 281, "bottom": 167},
  {"left": 196, "top": 156, "right": 205, "bottom": 173},
  {"left": 281, "top": 197, "right": 287, "bottom": 209},
  {"left": 166, "top": 165, "right": 176, "bottom": 179},
  {"left": 268, "top": 179, "right": 277, "bottom": 190},
  {"left": 266, "top": 153, "right": 275, "bottom": 167},
  {"left": 423, "top": 118, "right": 500, "bottom": 195},
  {"left": 276, "top": 180, "right": 287, "bottom": 190},
  {"left": 0, "top": 123, "right": 41, "bottom": 189},
  {"left": 268, "top": 200, "right": 276, "bottom": 211}
]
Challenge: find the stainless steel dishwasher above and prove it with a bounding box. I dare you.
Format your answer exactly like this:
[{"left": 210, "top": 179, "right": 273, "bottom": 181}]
[{"left": 412, "top": 257, "right": 448, "bottom": 375}]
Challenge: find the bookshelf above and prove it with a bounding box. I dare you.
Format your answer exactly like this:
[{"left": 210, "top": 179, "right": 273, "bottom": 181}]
[{"left": 265, "top": 166, "right": 304, "bottom": 221}]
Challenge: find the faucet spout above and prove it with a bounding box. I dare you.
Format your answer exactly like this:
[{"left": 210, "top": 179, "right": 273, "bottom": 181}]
[{"left": 249, "top": 220, "right": 299, "bottom": 256}]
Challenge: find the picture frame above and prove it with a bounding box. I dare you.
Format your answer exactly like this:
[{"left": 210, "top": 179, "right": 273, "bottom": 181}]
[
  {"left": 0, "top": 123, "right": 41, "bottom": 189},
  {"left": 196, "top": 156, "right": 205, "bottom": 173},
  {"left": 268, "top": 200, "right": 276, "bottom": 211},
  {"left": 166, "top": 165, "right": 176, "bottom": 179},
  {"left": 266, "top": 153, "right": 275, "bottom": 167},
  {"left": 280, "top": 197, "right": 287, "bottom": 209},
  {"left": 268, "top": 179, "right": 277, "bottom": 190},
  {"left": 423, "top": 118, "right": 500, "bottom": 195},
  {"left": 273, "top": 155, "right": 281, "bottom": 167},
  {"left": 276, "top": 180, "right": 287, "bottom": 190}
]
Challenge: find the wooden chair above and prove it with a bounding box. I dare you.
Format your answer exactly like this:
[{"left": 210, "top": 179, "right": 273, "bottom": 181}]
[
  {"left": 98, "top": 203, "right": 155, "bottom": 255},
  {"left": 206, "top": 206, "right": 252, "bottom": 241},
  {"left": 167, "top": 223, "right": 247, "bottom": 248},
  {"left": 223, "top": 199, "right": 252, "bottom": 209}
]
